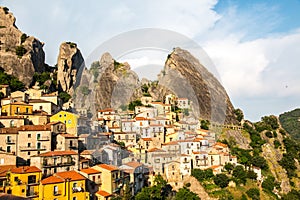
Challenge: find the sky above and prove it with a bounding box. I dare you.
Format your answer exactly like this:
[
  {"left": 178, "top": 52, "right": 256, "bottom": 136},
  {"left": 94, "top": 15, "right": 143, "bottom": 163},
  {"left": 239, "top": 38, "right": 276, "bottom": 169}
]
[{"left": 1, "top": 0, "right": 300, "bottom": 121}]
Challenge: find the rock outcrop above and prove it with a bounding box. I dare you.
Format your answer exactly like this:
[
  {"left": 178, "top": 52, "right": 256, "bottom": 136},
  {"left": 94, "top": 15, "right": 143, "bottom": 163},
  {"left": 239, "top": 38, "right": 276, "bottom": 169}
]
[
  {"left": 56, "top": 42, "right": 84, "bottom": 95},
  {"left": 0, "top": 7, "right": 45, "bottom": 86},
  {"left": 74, "top": 53, "right": 140, "bottom": 118},
  {"left": 160, "top": 47, "right": 237, "bottom": 124}
]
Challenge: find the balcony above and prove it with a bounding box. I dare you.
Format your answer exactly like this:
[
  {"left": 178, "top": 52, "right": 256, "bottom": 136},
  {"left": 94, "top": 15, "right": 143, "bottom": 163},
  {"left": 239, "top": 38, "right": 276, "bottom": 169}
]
[
  {"left": 5, "top": 139, "right": 16, "bottom": 144},
  {"left": 27, "top": 181, "right": 40, "bottom": 186},
  {"left": 19, "top": 145, "right": 46, "bottom": 151},
  {"left": 26, "top": 191, "right": 39, "bottom": 198},
  {"left": 37, "top": 136, "right": 50, "bottom": 141},
  {"left": 72, "top": 187, "right": 84, "bottom": 193},
  {"left": 43, "top": 161, "right": 75, "bottom": 168}
]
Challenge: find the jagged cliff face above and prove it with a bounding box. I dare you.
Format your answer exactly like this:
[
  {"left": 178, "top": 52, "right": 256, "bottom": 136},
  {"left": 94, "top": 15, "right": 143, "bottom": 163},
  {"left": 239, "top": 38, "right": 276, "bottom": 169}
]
[
  {"left": 0, "top": 7, "right": 45, "bottom": 86},
  {"left": 161, "top": 48, "right": 237, "bottom": 124},
  {"left": 74, "top": 52, "right": 140, "bottom": 118},
  {"left": 57, "top": 42, "right": 84, "bottom": 95}
]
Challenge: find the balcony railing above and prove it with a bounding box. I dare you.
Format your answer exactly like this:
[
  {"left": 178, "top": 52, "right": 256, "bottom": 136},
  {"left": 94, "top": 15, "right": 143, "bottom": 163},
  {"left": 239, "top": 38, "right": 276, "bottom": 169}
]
[
  {"left": 5, "top": 139, "right": 16, "bottom": 144},
  {"left": 26, "top": 191, "right": 39, "bottom": 198},
  {"left": 43, "top": 161, "right": 75, "bottom": 168},
  {"left": 19, "top": 145, "right": 47, "bottom": 151},
  {"left": 72, "top": 187, "right": 84, "bottom": 193},
  {"left": 37, "top": 136, "right": 50, "bottom": 141},
  {"left": 27, "top": 181, "right": 40, "bottom": 186}
]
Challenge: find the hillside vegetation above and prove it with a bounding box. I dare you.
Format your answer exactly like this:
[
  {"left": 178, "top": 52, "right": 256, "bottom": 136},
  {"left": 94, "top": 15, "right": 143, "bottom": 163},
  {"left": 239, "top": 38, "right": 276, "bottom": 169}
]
[{"left": 279, "top": 108, "right": 300, "bottom": 141}]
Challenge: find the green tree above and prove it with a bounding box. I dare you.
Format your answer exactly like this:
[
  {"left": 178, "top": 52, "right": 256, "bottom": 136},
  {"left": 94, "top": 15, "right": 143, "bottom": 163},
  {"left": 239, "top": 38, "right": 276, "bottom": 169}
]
[
  {"left": 282, "top": 189, "right": 300, "bottom": 200},
  {"left": 191, "top": 169, "right": 214, "bottom": 182},
  {"left": 251, "top": 156, "right": 268, "bottom": 170},
  {"left": 247, "top": 170, "right": 257, "bottom": 180},
  {"left": 234, "top": 108, "right": 244, "bottom": 122},
  {"left": 200, "top": 119, "right": 210, "bottom": 130},
  {"left": 175, "top": 187, "right": 200, "bottom": 200},
  {"left": 262, "top": 176, "right": 275, "bottom": 192},
  {"left": 128, "top": 100, "right": 143, "bottom": 111},
  {"left": 246, "top": 188, "right": 260, "bottom": 200},
  {"left": 232, "top": 166, "right": 247, "bottom": 185},
  {"left": 122, "top": 183, "right": 132, "bottom": 200},
  {"left": 58, "top": 91, "right": 71, "bottom": 103},
  {"left": 213, "top": 174, "right": 230, "bottom": 188},
  {"left": 224, "top": 163, "right": 234, "bottom": 174}
]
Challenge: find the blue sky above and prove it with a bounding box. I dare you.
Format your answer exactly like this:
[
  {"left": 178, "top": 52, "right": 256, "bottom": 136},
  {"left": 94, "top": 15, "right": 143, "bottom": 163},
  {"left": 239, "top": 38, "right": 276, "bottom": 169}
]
[{"left": 1, "top": 0, "right": 300, "bottom": 121}]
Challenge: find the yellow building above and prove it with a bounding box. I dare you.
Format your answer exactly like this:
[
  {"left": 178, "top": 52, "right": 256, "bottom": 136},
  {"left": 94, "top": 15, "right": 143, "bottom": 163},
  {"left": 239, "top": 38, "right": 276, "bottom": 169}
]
[
  {"left": 50, "top": 111, "right": 79, "bottom": 136},
  {"left": 5, "top": 166, "right": 42, "bottom": 200},
  {"left": 40, "top": 170, "right": 89, "bottom": 200},
  {"left": 1, "top": 102, "right": 33, "bottom": 116},
  {"left": 92, "top": 164, "right": 126, "bottom": 196}
]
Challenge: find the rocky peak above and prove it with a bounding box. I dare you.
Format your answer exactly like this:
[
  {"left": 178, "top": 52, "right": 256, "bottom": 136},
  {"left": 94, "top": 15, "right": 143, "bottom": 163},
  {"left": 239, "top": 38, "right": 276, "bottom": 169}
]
[
  {"left": 162, "top": 47, "right": 237, "bottom": 124},
  {"left": 56, "top": 42, "right": 84, "bottom": 95},
  {"left": 0, "top": 6, "right": 45, "bottom": 86}
]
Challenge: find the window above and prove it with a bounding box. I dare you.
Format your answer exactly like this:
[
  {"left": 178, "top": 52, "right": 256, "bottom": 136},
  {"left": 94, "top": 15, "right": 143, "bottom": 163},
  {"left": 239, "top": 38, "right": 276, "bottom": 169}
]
[
  {"left": 27, "top": 152, "right": 30, "bottom": 156},
  {"left": 16, "top": 107, "right": 20, "bottom": 113},
  {"left": 28, "top": 175, "right": 36, "bottom": 184},
  {"left": 27, "top": 143, "right": 31, "bottom": 147},
  {"left": 73, "top": 182, "right": 77, "bottom": 188},
  {"left": 73, "top": 197, "right": 77, "bottom": 200},
  {"left": 7, "top": 146, "right": 11, "bottom": 153},
  {"left": 39, "top": 106, "right": 43, "bottom": 110},
  {"left": 59, "top": 115, "right": 62, "bottom": 117},
  {"left": 10, "top": 120, "right": 14, "bottom": 127},
  {"left": 26, "top": 108, "right": 29, "bottom": 113},
  {"left": 53, "top": 185, "right": 58, "bottom": 195},
  {"left": 70, "top": 141, "right": 73, "bottom": 147},
  {"left": 28, "top": 134, "right": 31, "bottom": 138},
  {"left": 68, "top": 120, "right": 71, "bottom": 124},
  {"left": 37, "top": 133, "right": 41, "bottom": 140}
]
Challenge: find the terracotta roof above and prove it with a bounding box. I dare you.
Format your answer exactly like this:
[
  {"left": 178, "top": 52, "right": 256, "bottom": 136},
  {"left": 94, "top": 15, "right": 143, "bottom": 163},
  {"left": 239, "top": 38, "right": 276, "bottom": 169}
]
[
  {"left": 11, "top": 166, "right": 41, "bottom": 174},
  {"left": 42, "top": 92, "right": 58, "bottom": 97},
  {"left": 97, "top": 164, "right": 118, "bottom": 171},
  {"left": 29, "top": 99, "right": 52, "bottom": 104},
  {"left": 162, "top": 141, "right": 179, "bottom": 145},
  {"left": 80, "top": 150, "right": 93, "bottom": 155},
  {"left": 36, "top": 150, "right": 77, "bottom": 157},
  {"left": 9, "top": 102, "right": 31, "bottom": 106},
  {"left": 0, "top": 165, "right": 17, "bottom": 177},
  {"left": 41, "top": 175, "right": 64, "bottom": 185},
  {"left": 0, "top": 116, "right": 24, "bottom": 119},
  {"left": 55, "top": 171, "right": 86, "bottom": 181},
  {"left": 80, "top": 168, "right": 101, "bottom": 175},
  {"left": 124, "top": 161, "right": 143, "bottom": 168},
  {"left": 19, "top": 125, "right": 51, "bottom": 131},
  {"left": 141, "top": 138, "right": 152, "bottom": 141},
  {"left": 135, "top": 117, "right": 148, "bottom": 121},
  {"left": 214, "top": 142, "right": 228, "bottom": 148},
  {"left": 98, "top": 108, "right": 114, "bottom": 112},
  {"left": 0, "top": 127, "right": 20, "bottom": 134},
  {"left": 148, "top": 148, "right": 165, "bottom": 153},
  {"left": 96, "top": 190, "right": 112, "bottom": 197}
]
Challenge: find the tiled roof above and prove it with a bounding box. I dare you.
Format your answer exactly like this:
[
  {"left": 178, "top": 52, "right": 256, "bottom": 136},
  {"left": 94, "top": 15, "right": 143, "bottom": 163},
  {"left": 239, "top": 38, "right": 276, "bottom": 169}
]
[
  {"left": 214, "top": 142, "right": 228, "bottom": 148},
  {"left": 162, "top": 141, "right": 179, "bottom": 145},
  {"left": 148, "top": 148, "right": 165, "bottom": 153},
  {"left": 11, "top": 166, "right": 41, "bottom": 174},
  {"left": 41, "top": 175, "right": 64, "bottom": 185},
  {"left": 29, "top": 99, "right": 52, "bottom": 104},
  {"left": 97, "top": 164, "right": 118, "bottom": 171},
  {"left": 96, "top": 190, "right": 112, "bottom": 197},
  {"left": 98, "top": 108, "right": 114, "bottom": 112},
  {"left": 80, "top": 150, "right": 93, "bottom": 155},
  {"left": 55, "top": 171, "right": 86, "bottom": 181},
  {"left": 0, "top": 127, "right": 20, "bottom": 134},
  {"left": 0, "top": 116, "right": 24, "bottom": 119},
  {"left": 135, "top": 117, "right": 147, "bottom": 121},
  {"left": 0, "top": 165, "right": 17, "bottom": 177},
  {"left": 36, "top": 150, "right": 77, "bottom": 157},
  {"left": 124, "top": 161, "right": 143, "bottom": 168},
  {"left": 19, "top": 125, "right": 51, "bottom": 131},
  {"left": 141, "top": 138, "right": 152, "bottom": 141},
  {"left": 80, "top": 168, "right": 101, "bottom": 175}
]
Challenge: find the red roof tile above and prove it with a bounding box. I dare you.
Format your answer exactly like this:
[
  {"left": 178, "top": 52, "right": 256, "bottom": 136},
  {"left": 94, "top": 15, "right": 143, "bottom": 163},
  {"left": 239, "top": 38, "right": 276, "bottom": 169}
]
[
  {"left": 55, "top": 171, "right": 86, "bottom": 181},
  {"left": 80, "top": 168, "right": 101, "bottom": 175},
  {"left": 97, "top": 164, "right": 118, "bottom": 171},
  {"left": 36, "top": 150, "right": 77, "bottom": 157},
  {"left": 41, "top": 176, "right": 64, "bottom": 185},
  {"left": 11, "top": 166, "right": 41, "bottom": 174},
  {"left": 96, "top": 190, "right": 112, "bottom": 197},
  {"left": 0, "top": 165, "right": 17, "bottom": 177}
]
